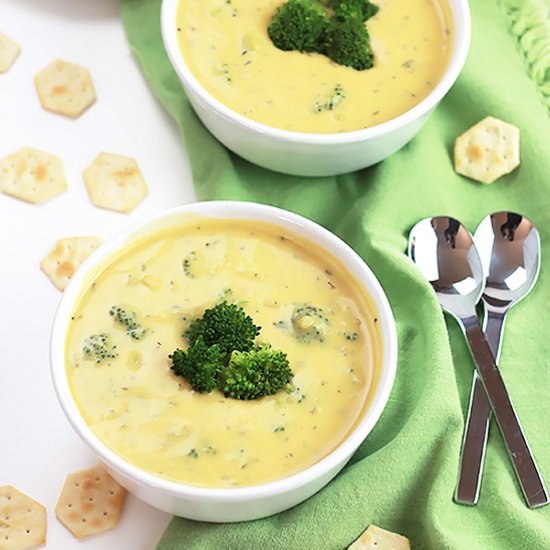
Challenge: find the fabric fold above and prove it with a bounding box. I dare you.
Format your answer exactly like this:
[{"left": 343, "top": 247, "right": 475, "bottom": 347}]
[{"left": 499, "top": 0, "right": 550, "bottom": 111}]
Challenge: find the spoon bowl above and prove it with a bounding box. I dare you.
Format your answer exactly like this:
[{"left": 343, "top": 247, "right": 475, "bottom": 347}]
[
  {"left": 474, "top": 212, "right": 541, "bottom": 312},
  {"left": 408, "top": 216, "right": 484, "bottom": 320}
]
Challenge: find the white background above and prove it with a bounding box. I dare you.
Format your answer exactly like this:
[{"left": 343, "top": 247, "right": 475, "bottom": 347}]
[{"left": 0, "top": 0, "right": 196, "bottom": 547}]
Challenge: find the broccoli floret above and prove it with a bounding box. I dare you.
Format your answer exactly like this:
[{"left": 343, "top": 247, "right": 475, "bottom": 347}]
[
  {"left": 185, "top": 301, "right": 260, "bottom": 356},
  {"left": 170, "top": 337, "right": 224, "bottom": 393},
  {"left": 182, "top": 251, "right": 197, "bottom": 278},
  {"left": 267, "top": 0, "right": 378, "bottom": 71},
  {"left": 268, "top": 0, "right": 328, "bottom": 53},
  {"left": 170, "top": 301, "right": 293, "bottom": 400},
  {"left": 291, "top": 304, "right": 329, "bottom": 343},
  {"left": 221, "top": 345, "right": 293, "bottom": 400},
  {"left": 110, "top": 306, "right": 147, "bottom": 340},
  {"left": 314, "top": 85, "right": 346, "bottom": 112},
  {"left": 332, "top": 0, "right": 378, "bottom": 22},
  {"left": 83, "top": 333, "right": 118, "bottom": 363},
  {"left": 322, "top": 16, "right": 374, "bottom": 70}
]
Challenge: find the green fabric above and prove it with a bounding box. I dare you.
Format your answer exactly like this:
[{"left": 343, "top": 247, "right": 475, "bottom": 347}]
[
  {"left": 119, "top": 0, "right": 550, "bottom": 548},
  {"left": 500, "top": 0, "right": 550, "bottom": 110}
]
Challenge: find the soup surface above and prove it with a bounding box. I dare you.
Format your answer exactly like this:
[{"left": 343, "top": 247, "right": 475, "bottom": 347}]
[
  {"left": 66, "top": 217, "right": 381, "bottom": 487},
  {"left": 176, "top": 0, "right": 453, "bottom": 133}
]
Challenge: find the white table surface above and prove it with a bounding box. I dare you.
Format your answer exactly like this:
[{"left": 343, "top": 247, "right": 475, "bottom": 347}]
[{"left": 0, "top": 0, "right": 196, "bottom": 548}]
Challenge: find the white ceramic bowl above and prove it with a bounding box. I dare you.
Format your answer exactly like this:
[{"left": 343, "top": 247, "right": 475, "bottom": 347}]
[
  {"left": 161, "top": 0, "right": 470, "bottom": 177},
  {"left": 51, "top": 201, "right": 397, "bottom": 522}
]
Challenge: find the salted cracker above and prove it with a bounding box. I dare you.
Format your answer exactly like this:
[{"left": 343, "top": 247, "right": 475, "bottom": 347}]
[
  {"left": 41, "top": 236, "right": 102, "bottom": 291},
  {"left": 84, "top": 152, "right": 148, "bottom": 213},
  {"left": 348, "top": 524, "right": 411, "bottom": 550},
  {"left": 0, "top": 147, "right": 67, "bottom": 204},
  {"left": 454, "top": 116, "right": 520, "bottom": 184},
  {"left": 55, "top": 464, "right": 126, "bottom": 539},
  {"left": 0, "top": 485, "right": 47, "bottom": 550},
  {"left": 0, "top": 33, "right": 20, "bottom": 73},
  {"left": 34, "top": 59, "right": 96, "bottom": 118}
]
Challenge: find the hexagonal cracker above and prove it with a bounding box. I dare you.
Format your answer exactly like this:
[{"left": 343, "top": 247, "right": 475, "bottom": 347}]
[
  {"left": 0, "top": 485, "right": 47, "bottom": 550},
  {"left": 34, "top": 59, "right": 96, "bottom": 118},
  {"left": 84, "top": 152, "right": 148, "bottom": 213},
  {"left": 41, "top": 236, "right": 103, "bottom": 291},
  {"left": 55, "top": 464, "right": 126, "bottom": 539},
  {"left": 0, "top": 32, "right": 21, "bottom": 73},
  {"left": 0, "top": 147, "right": 67, "bottom": 204},
  {"left": 348, "top": 524, "right": 410, "bottom": 550},
  {"left": 454, "top": 116, "right": 520, "bottom": 184}
]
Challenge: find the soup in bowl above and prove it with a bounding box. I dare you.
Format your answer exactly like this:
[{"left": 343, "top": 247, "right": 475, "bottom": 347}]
[
  {"left": 51, "top": 201, "right": 397, "bottom": 522},
  {"left": 161, "top": 0, "right": 470, "bottom": 175}
]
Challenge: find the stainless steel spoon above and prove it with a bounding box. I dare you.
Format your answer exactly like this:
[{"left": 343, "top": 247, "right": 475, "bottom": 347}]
[
  {"left": 408, "top": 216, "right": 548, "bottom": 508},
  {"left": 455, "top": 212, "right": 547, "bottom": 507}
]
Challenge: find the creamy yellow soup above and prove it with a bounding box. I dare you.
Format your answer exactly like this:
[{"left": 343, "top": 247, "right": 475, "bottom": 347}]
[
  {"left": 66, "top": 218, "right": 381, "bottom": 487},
  {"left": 177, "top": 0, "right": 453, "bottom": 133}
]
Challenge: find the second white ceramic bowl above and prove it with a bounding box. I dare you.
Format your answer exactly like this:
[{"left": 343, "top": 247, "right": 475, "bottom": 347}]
[
  {"left": 51, "top": 201, "right": 397, "bottom": 522},
  {"left": 161, "top": 0, "right": 471, "bottom": 176}
]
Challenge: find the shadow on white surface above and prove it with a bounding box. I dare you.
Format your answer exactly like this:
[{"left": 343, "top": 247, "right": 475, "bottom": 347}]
[{"left": 8, "top": 0, "right": 120, "bottom": 20}]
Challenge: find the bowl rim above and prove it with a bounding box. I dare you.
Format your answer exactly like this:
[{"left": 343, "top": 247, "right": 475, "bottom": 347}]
[
  {"left": 160, "top": 0, "right": 471, "bottom": 144},
  {"left": 50, "top": 200, "right": 398, "bottom": 503}
]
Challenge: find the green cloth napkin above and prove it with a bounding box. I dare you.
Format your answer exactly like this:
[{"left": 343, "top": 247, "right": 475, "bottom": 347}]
[{"left": 120, "top": 0, "right": 550, "bottom": 547}]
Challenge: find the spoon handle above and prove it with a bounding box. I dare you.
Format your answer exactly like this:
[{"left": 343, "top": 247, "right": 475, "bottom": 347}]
[
  {"left": 455, "top": 373, "right": 490, "bottom": 505},
  {"left": 455, "top": 309, "right": 505, "bottom": 505},
  {"left": 484, "top": 309, "right": 506, "bottom": 358},
  {"left": 463, "top": 317, "right": 549, "bottom": 508}
]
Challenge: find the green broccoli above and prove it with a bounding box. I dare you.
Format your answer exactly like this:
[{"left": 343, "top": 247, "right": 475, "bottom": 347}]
[
  {"left": 221, "top": 345, "right": 293, "bottom": 400},
  {"left": 332, "top": 0, "right": 378, "bottom": 22},
  {"left": 170, "top": 301, "right": 293, "bottom": 399},
  {"left": 322, "top": 16, "right": 374, "bottom": 70},
  {"left": 182, "top": 251, "right": 197, "bottom": 278},
  {"left": 170, "top": 337, "right": 224, "bottom": 393},
  {"left": 267, "top": 0, "right": 378, "bottom": 71},
  {"left": 314, "top": 85, "right": 346, "bottom": 112},
  {"left": 83, "top": 333, "right": 118, "bottom": 363},
  {"left": 291, "top": 304, "right": 329, "bottom": 343},
  {"left": 268, "top": 0, "right": 328, "bottom": 53},
  {"left": 110, "top": 305, "right": 147, "bottom": 340},
  {"left": 185, "top": 301, "right": 260, "bottom": 356}
]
